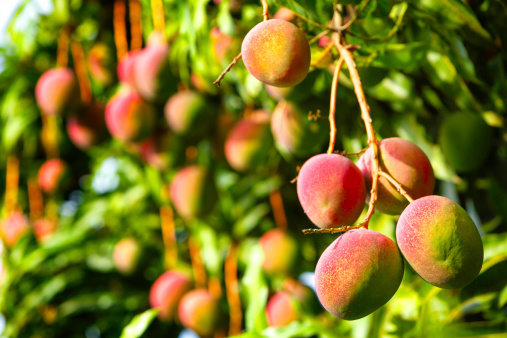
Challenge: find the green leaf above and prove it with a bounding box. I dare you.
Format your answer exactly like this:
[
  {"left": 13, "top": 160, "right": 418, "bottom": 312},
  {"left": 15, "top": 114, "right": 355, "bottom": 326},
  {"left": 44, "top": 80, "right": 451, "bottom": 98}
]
[{"left": 120, "top": 309, "right": 160, "bottom": 338}]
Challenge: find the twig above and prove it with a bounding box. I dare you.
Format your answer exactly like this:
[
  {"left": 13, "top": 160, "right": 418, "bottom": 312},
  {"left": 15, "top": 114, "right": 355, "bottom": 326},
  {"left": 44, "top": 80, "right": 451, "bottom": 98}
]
[
  {"left": 160, "top": 205, "right": 178, "bottom": 269},
  {"left": 113, "top": 0, "right": 128, "bottom": 61},
  {"left": 189, "top": 236, "right": 207, "bottom": 288},
  {"left": 213, "top": 53, "right": 242, "bottom": 87},
  {"left": 335, "top": 147, "right": 368, "bottom": 157},
  {"left": 377, "top": 171, "right": 414, "bottom": 203},
  {"left": 308, "top": 29, "right": 331, "bottom": 45},
  {"left": 225, "top": 243, "right": 242, "bottom": 336},
  {"left": 71, "top": 41, "right": 92, "bottom": 103},
  {"left": 129, "top": 0, "right": 143, "bottom": 50},
  {"left": 28, "top": 178, "right": 44, "bottom": 222},
  {"left": 261, "top": 0, "right": 269, "bottom": 21},
  {"left": 56, "top": 26, "right": 70, "bottom": 68},
  {"left": 269, "top": 189, "right": 288, "bottom": 230},
  {"left": 327, "top": 56, "right": 344, "bottom": 154},
  {"left": 2, "top": 156, "right": 19, "bottom": 215},
  {"left": 150, "top": 0, "right": 166, "bottom": 32},
  {"left": 302, "top": 223, "right": 363, "bottom": 235}
]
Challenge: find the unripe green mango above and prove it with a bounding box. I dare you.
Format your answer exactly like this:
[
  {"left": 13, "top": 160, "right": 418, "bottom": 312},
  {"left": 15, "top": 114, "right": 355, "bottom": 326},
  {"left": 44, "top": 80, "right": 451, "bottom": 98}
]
[{"left": 439, "top": 112, "right": 493, "bottom": 173}]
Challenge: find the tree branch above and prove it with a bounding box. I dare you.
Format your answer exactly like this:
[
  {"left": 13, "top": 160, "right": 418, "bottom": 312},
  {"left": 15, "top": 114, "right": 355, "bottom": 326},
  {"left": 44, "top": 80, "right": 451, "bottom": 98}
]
[
  {"left": 213, "top": 53, "right": 242, "bottom": 87},
  {"left": 327, "top": 56, "right": 344, "bottom": 154}
]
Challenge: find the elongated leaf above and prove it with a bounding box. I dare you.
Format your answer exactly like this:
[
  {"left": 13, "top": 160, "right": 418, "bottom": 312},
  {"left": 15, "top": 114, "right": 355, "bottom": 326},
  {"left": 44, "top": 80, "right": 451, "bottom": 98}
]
[{"left": 120, "top": 309, "right": 160, "bottom": 338}]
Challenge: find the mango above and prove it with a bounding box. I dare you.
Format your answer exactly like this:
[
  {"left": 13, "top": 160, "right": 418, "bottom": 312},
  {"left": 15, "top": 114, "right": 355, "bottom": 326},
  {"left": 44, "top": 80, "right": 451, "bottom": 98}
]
[
  {"left": 38, "top": 159, "right": 70, "bottom": 194},
  {"left": 117, "top": 50, "right": 141, "bottom": 88},
  {"left": 266, "top": 291, "right": 299, "bottom": 327},
  {"left": 0, "top": 212, "right": 30, "bottom": 247},
  {"left": 35, "top": 68, "right": 81, "bottom": 116},
  {"left": 169, "top": 165, "right": 218, "bottom": 219},
  {"left": 315, "top": 228, "right": 404, "bottom": 320},
  {"left": 271, "top": 100, "right": 325, "bottom": 158},
  {"left": 112, "top": 237, "right": 141, "bottom": 275},
  {"left": 105, "top": 89, "right": 156, "bottom": 143},
  {"left": 357, "top": 138, "right": 435, "bottom": 215},
  {"left": 439, "top": 112, "right": 493, "bottom": 173},
  {"left": 87, "top": 42, "right": 115, "bottom": 87},
  {"left": 396, "top": 195, "right": 483, "bottom": 289},
  {"left": 297, "top": 154, "right": 366, "bottom": 228},
  {"left": 164, "top": 90, "right": 217, "bottom": 139},
  {"left": 224, "top": 113, "right": 273, "bottom": 172},
  {"left": 150, "top": 270, "right": 192, "bottom": 321},
  {"left": 259, "top": 228, "right": 298, "bottom": 276},
  {"left": 66, "top": 103, "right": 107, "bottom": 150},
  {"left": 33, "top": 218, "right": 57, "bottom": 243},
  {"left": 178, "top": 289, "right": 221, "bottom": 337},
  {"left": 241, "top": 19, "right": 310, "bottom": 87}
]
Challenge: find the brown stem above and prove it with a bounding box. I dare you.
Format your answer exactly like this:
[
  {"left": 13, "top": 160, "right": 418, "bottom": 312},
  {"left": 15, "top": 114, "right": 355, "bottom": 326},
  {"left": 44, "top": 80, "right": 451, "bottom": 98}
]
[
  {"left": 269, "top": 189, "right": 288, "bottom": 231},
  {"left": 261, "top": 0, "right": 269, "bottom": 21},
  {"left": 56, "top": 27, "right": 70, "bottom": 68},
  {"left": 151, "top": 0, "right": 166, "bottom": 32},
  {"left": 129, "top": 0, "right": 143, "bottom": 50},
  {"left": 225, "top": 243, "right": 242, "bottom": 336},
  {"left": 377, "top": 171, "right": 414, "bottom": 203},
  {"left": 114, "top": 0, "right": 128, "bottom": 61},
  {"left": 160, "top": 205, "right": 178, "bottom": 269},
  {"left": 334, "top": 38, "right": 379, "bottom": 228},
  {"left": 3, "top": 156, "right": 19, "bottom": 215},
  {"left": 189, "top": 236, "right": 207, "bottom": 288},
  {"left": 208, "top": 276, "right": 223, "bottom": 299},
  {"left": 327, "top": 56, "right": 344, "bottom": 154},
  {"left": 213, "top": 53, "right": 242, "bottom": 87},
  {"left": 308, "top": 29, "right": 331, "bottom": 45},
  {"left": 335, "top": 147, "right": 368, "bottom": 157},
  {"left": 28, "top": 178, "right": 44, "bottom": 222},
  {"left": 41, "top": 115, "right": 60, "bottom": 159},
  {"left": 302, "top": 223, "right": 364, "bottom": 235},
  {"left": 71, "top": 41, "right": 92, "bottom": 103}
]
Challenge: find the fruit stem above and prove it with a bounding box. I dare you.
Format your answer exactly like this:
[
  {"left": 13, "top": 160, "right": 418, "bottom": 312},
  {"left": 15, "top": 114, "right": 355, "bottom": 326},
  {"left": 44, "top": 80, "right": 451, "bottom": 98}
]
[
  {"left": 213, "top": 53, "right": 242, "bottom": 87},
  {"left": 269, "top": 189, "right": 288, "bottom": 230},
  {"left": 41, "top": 115, "right": 60, "bottom": 159},
  {"left": 71, "top": 41, "right": 92, "bottom": 103},
  {"left": 302, "top": 223, "right": 363, "bottom": 235},
  {"left": 113, "top": 0, "right": 128, "bottom": 61},
  {"left": 377, "top": 171, "right": 414, "bottom": 203},
  {"left": 335, "top": 147, "right": 368, "bottom": 157},
  {"left": 150, "top": 0, "right": 166, "bottom": 33},
  {"left": 189, "top": 236, "right": 207, "bottom": 288},
  {"left": 308, "top": 29, "right": 331, "bottom": 45},
  {"left": 129, "top": 0, "right": 143, "bottom": 51},
  {"left": 2, "top": 156, "right": 20, "bottom": 215},
  {"left": 261, "top": 0, "right": 269, "bottom": 21},
  {"left": 28, "top": 178, "right": 44, "bottom": 222},
  {"left": 225, "top": 243, "right": 242, "bottom": 336},
  {"left": 334, "top": 27, "right": 380, "bottom": 228},
  {"left": 160, "top": 205, "right": 178, "bottom": 269},
  {"left": 327, "top": 56, "right": 344, "bottom": 154},
  {"left": 56, "top": 26, "right": 70, "bottom": 68}
]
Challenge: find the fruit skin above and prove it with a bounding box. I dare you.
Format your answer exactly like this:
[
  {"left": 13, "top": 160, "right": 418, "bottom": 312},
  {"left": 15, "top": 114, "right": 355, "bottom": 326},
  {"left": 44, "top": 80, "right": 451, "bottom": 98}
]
[
  {"left": 169, "top": 166, "right": 218, "bottom": 219},
  {"left": 150, "top": 270, "right": 192, "bottom": 321},
  {"left": 133, "top": 42, "right": 177, "bottom": 102},
  {"left": 357, "top": 138, "right": 435, "bottom": 215},
  {"left": 34, "top": 218, "right": 57, "bottom": 243},
  {"left": 241, "top": 19, "right": 311, "bottom": 87},
  {"left": 259, "top": 228, "right": 298, "bottom": 276},
  {"left": 271, "top": 100, "right": 325, "bottom": 158},
  {"left": 439, "top": 112, "right": 493, "bottom": 173},
  {"left": 315, "top": 228, "right": 404, "bottom": 320},
  {"left": 38, "top": 159, "right": 70, "bottom": 194},
  {"left": 266, "top": 291, "right": 299, "bottom": 327},
  {"left": 297, "top": 154, "right": 366, "bottom": 229},
  {"left": 105, "top": 89, "right": 156, "bottom": 143},
  {"left": 117, "top": 50, "right": 141, "bottom": 88},
  {"left": 396, "top": 195, "right": 483, "bottom": 289},
  {"left": 224, "top": 113, "right": 273, "bottom": 172},
  {"left": 66, "top": 103, "right": 107, "bottom": 150},
  {"left": 112, "top": 237, "right": 141, "bottom": 275},
  {"left": 178, "top": 289, "right": 221, "bottom": 337},
  {"left": 0, "top": 212, "right": 30, "bottom": 247},
  {"left": 164, "top": 91, "right": 217, "bottom": 138},
  {"left": 35, "top": 68, "right": 81, "bottom": 116}
]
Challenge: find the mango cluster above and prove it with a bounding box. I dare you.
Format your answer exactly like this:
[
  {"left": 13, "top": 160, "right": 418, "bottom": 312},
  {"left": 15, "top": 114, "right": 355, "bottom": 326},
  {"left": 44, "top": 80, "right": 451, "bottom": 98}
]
[{"left": 297, "top": 138, "right": 484, "bottom": 320}]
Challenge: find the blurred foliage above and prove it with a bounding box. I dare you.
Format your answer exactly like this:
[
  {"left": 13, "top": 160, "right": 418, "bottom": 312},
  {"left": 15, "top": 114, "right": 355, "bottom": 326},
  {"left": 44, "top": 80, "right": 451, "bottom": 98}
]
[{"left": 0, "top": 0, "right": 506, "bottom": 337}]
